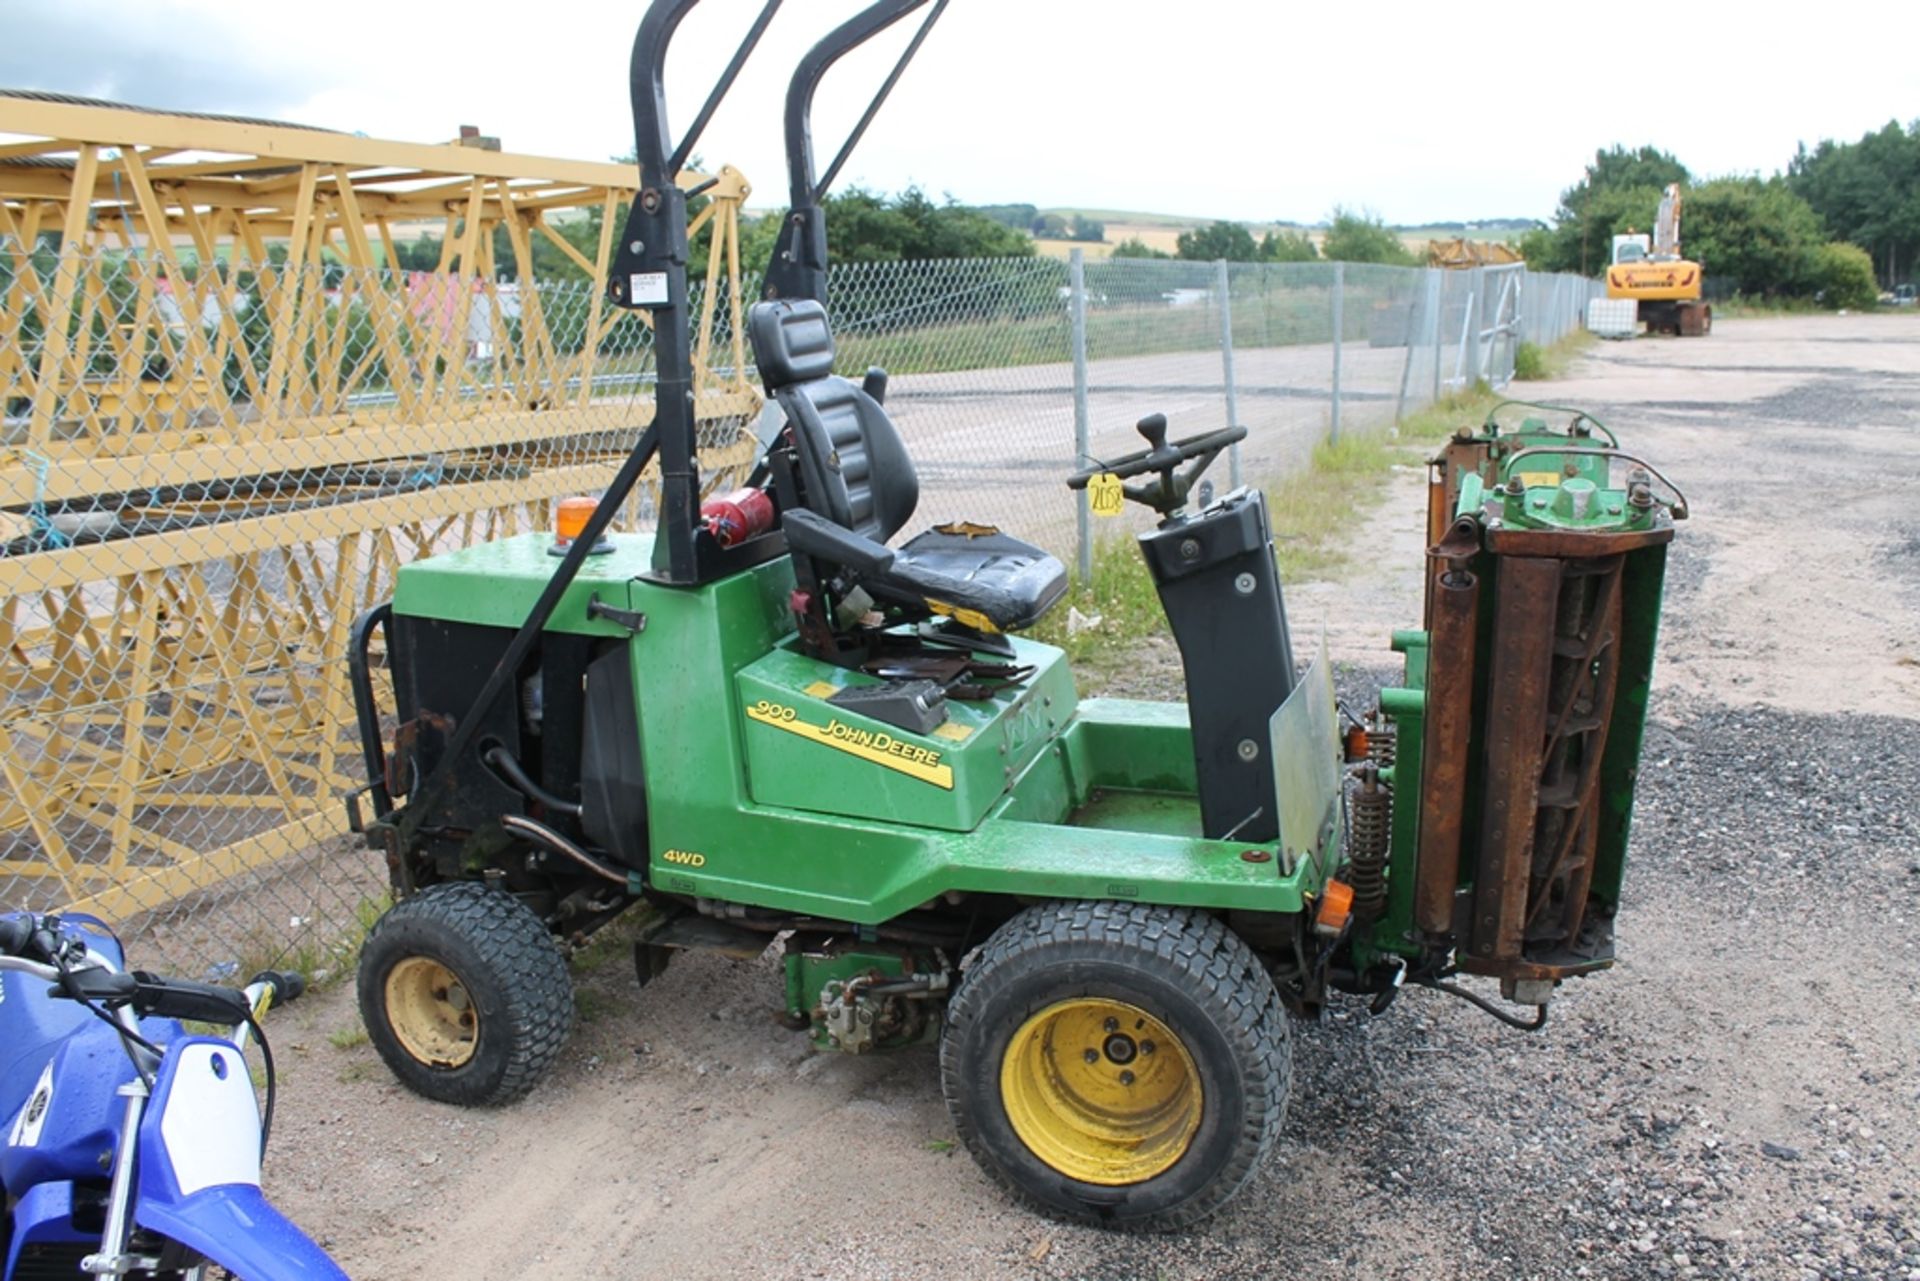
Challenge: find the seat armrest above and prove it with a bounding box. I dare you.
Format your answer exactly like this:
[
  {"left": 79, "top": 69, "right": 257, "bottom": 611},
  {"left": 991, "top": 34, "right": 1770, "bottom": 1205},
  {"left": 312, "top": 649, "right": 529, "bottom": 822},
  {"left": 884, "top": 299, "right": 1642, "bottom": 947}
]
[{"left": 782, "top": 509, "right": 896, "bottom": 575}]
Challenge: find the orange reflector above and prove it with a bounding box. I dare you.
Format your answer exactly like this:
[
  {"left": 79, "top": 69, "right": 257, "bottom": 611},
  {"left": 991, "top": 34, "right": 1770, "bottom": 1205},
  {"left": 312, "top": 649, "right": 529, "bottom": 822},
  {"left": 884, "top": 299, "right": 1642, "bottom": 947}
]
[
  {"left": 1315, "top": 878, "right": 1355, "bottom": 934},
  {"left": 1343, "top": 725, "right": 1370, "bottom": 762},
  {"left": 554, "top": 496, "right": 598, "bottom": 546}
]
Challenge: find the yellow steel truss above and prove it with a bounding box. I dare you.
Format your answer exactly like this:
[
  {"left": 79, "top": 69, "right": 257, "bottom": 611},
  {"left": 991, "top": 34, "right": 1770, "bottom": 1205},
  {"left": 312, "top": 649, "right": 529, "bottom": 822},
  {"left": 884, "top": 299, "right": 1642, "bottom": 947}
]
[{"left": 0, "top": 92, "right": 760, "bottom": 936}]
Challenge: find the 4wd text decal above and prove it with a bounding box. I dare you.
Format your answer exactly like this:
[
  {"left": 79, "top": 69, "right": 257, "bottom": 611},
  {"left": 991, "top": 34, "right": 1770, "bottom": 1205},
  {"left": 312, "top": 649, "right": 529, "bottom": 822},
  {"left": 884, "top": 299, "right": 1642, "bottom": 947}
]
[{"left": 746, "top": 699, "right": 954, "bottom": 790}]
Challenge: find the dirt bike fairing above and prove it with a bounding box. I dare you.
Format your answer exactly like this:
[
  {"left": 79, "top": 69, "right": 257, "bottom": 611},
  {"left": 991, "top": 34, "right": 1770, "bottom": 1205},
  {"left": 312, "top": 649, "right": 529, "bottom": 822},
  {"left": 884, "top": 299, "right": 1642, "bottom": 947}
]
[{"left": 1, "top": 911, "right": 345, "bottom": 1280}]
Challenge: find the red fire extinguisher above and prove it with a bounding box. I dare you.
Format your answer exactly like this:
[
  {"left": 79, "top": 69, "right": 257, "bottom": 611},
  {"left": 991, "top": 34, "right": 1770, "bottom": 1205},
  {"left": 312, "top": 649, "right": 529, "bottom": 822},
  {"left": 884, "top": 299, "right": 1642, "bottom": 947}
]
[{"left": 700, "top": 487, "right": 775, "bottom": 547}]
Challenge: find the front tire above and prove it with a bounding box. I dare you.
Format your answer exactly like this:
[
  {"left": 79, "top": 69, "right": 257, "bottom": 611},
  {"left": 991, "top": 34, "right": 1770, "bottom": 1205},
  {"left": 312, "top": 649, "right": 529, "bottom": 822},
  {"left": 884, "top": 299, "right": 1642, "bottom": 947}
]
[
  {"left": 940, "top": 901, "right": 1290, "bottom": 1231},
  {"left": 357, "top": 881, "right": 572, "bottom": 1106}
]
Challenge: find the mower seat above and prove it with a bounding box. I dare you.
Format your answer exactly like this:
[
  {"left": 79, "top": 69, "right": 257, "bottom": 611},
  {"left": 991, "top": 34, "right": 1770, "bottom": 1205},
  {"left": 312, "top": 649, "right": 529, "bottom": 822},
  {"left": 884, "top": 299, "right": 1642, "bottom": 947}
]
[{"left": 748, "top": 299, "right": 1066, "bottom": 634}]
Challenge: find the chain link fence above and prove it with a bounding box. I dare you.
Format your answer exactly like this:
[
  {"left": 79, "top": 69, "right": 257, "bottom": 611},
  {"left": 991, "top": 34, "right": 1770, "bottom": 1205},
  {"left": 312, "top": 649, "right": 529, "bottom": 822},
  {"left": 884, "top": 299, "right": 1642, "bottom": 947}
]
[
  {"left": 0, "top": 245, "right": 1597, "bottom": 972},
  {"left": 0, "top": 247, "right": 758, "bottom": 975},
  {"left": 828, "top": 254, "right": 1598, "bottom": 569}
]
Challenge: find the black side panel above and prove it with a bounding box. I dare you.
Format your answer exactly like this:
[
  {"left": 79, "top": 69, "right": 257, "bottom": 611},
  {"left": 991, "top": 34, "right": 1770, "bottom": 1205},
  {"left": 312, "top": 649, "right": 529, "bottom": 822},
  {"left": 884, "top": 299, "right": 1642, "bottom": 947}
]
[
  {"left": 535, "top": 632, "right": 596, "bottom": 806},
  {"left": 579, "top": 645, "right": 650, "bottom": 870},
  {"left": 391, "top": 616, "right": 526, "bottom": 835},
  {"left": 1139, "top": 490, "right": 1296, "bottom": 844}
]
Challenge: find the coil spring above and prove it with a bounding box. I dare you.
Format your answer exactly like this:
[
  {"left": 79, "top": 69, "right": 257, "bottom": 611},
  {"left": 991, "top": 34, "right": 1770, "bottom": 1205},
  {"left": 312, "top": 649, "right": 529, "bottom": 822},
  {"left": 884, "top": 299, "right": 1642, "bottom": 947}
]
[
  {"left": 1367, "top": 720, "right": 1397, "bottom": 768},
  {"left": 1347, "top": 768, "right": 1391, "bottom": 921}
]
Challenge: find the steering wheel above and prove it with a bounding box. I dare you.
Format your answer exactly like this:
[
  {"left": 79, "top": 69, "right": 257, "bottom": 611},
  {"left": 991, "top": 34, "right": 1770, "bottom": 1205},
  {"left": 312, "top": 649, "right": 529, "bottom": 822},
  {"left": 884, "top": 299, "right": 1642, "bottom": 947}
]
[{"left": 1066, "top": 413, "right": 1246, "bottom": 516}]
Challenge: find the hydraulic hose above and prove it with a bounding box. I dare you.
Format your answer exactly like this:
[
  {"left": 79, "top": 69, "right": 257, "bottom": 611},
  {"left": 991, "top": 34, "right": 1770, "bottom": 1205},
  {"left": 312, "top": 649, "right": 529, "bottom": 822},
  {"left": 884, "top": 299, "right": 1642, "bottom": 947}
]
[
  {"left": 484, "top": 746, "right": 584, "bottom": 818},
  {"left": 1413, "top": 977, "right": 1550, "bottom": 1032},
  {"left": 500, "top": 814, "right": 630, "bottom": 887}
]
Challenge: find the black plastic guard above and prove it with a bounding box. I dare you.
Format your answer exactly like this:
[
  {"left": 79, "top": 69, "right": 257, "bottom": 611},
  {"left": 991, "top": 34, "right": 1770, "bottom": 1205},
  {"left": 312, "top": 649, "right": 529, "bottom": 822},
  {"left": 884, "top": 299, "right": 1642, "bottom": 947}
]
[{"left": 1139, "top": 490, "right": 1297, "bottom": 843}]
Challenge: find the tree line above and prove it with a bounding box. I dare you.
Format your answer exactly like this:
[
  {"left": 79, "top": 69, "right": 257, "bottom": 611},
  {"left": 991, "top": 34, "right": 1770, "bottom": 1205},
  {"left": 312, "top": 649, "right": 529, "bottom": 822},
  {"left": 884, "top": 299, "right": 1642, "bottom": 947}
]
[
  {"left": 1520, "top": 126, "right": 1920, "bottom": 306},
  {"left": 1106, "top": 209, "right": 1419, "bottom": 266}
]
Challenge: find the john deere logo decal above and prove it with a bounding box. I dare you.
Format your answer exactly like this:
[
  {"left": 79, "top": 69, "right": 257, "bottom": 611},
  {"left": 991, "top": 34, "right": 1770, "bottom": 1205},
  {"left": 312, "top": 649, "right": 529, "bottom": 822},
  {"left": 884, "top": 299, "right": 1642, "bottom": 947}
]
[{"left": 747, "top": 699, "right": 954, "bottom": 789}]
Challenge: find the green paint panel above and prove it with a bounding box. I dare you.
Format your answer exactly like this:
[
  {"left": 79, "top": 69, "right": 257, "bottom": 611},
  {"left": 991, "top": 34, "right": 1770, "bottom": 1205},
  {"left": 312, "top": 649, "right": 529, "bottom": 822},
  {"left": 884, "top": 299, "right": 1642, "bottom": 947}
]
[
  {"left": 391, "top": 531, "right": 655, "bottom": 638},
  {"left": 736, "top": 638, "right": 1078, "bottom": 833},
  {"left": 386, "top": 524, "right": 1316, "bottom": 919},
  {"left": 1061, "top": 699, "right": 1196, "bottom": 793},
  {"left": 1069, "top": 790, "right": 1203, "bottom": 838},
  {"left": 614, "top": 559, "right": 1303, "bottom": 922}
]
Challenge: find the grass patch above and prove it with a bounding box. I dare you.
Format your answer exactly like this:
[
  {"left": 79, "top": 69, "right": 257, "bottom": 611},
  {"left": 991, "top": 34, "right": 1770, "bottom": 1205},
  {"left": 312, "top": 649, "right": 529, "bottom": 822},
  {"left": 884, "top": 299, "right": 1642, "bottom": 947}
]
[
  {"left": 1515, "top": 331, "right": 1593, "bottom": 381},
  {"left": 1710, "top": 294, "right": 1827, "bottom": 318},
  {"left": 327, "top": 1023, "right": 369, "bottom": 1050},
  {"left": 1027, "top": 534, "right": 1164, "bottom": 682},
  {"left": 1513, "top": 342, "right": 1548, "bottom": 381},
  {"left": 1265, "top": 430, "right": 1407, "bottom": 580},
  {"left": 1399, "top": 385, "right": 1497, "bottom": 444},
  {"left": 1034, "top": 387, "right": 1496, "bottom": 674},
  {"left": 227, "top": 892, "right": 391, "bottom": 997}
]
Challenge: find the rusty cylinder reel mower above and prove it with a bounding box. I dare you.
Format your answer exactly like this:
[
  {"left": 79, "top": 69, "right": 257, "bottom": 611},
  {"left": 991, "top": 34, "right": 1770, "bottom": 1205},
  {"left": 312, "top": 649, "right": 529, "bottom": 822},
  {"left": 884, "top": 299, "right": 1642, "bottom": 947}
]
[{"left": 1334, "top": 402, "right": 1686, "bottom": 1028}]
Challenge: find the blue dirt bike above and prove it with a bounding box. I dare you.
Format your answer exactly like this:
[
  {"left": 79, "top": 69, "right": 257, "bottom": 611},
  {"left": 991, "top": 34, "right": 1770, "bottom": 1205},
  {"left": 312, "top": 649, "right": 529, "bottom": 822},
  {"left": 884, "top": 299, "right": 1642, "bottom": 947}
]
[{"left": 1, "top": 910, "right": 346, "bottom": 1280}]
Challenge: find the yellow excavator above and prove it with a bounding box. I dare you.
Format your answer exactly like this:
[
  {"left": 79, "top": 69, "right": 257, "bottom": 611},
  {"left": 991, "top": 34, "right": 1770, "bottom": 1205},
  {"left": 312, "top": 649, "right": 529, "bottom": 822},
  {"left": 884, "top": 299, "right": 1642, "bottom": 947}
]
[{"left": 1606, "top": 182, "right": 1710, "bottom": 336}]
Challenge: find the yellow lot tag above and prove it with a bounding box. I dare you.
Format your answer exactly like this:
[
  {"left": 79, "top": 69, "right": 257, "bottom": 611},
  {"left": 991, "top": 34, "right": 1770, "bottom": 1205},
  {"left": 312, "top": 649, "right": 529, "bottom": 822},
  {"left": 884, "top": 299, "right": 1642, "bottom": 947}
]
[
  {"left": 1087, "top": 472, "right": 1124, "bottom": 517},
  {"left": 1514, "top": 471, "right": 1562, "bottom": 489}
]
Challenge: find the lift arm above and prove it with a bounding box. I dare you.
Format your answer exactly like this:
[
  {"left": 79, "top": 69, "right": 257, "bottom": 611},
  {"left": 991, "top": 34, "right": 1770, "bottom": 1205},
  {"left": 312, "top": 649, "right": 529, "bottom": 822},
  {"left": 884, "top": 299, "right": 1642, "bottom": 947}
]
[{"left": 1652, "top": 182, "right": 1682, "bottom": 261}]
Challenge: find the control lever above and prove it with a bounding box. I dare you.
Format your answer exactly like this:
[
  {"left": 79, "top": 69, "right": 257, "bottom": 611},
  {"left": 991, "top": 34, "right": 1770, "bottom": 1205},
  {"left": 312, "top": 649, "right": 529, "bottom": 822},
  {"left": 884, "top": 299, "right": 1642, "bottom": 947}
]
[{"left": 1137, "top": 412, "right": 1170, "bottom": 453}]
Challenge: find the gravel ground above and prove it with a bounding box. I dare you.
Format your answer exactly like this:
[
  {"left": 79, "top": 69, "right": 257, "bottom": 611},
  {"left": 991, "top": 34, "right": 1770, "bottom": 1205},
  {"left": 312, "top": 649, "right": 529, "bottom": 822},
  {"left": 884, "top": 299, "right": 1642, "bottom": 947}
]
[{"left": 259, "top": 315, "right": 1920, "bottom": 1280}]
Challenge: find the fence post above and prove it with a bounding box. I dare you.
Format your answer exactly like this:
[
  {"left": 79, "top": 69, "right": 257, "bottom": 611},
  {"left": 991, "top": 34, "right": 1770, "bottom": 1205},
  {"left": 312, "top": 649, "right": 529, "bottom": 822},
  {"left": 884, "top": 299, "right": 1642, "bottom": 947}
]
[
  {"left": 1429, "top": 267, "right": 1444, "bottom": 405},
  {"left": 1465, "top": 265, "right": 1484, "bottom": 386},
  {"left": 1393, "top": 268, "right": 1416, "bottom": 425},
  {"left": 1069, "top": 248, "right": 1092, "bottom": 583},
  {"left": 1330, "top": 260, "right": 1344, "bottom": 443},
  {"left": 1215, "top": 258, "right": 1241, "bottom": 489}
]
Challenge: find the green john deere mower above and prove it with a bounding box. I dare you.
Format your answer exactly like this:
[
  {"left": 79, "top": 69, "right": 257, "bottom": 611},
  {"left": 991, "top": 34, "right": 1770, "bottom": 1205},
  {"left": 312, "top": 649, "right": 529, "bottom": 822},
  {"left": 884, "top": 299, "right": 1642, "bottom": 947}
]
[{"left": 345, "top": 0, "right": 1688, "bottom": 1230}]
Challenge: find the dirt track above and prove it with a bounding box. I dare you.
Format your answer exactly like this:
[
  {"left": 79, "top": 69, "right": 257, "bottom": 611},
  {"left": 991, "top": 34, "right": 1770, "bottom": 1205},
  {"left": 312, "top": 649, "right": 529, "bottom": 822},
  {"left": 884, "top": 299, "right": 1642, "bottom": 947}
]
[{"left": 263, "top": 314, "right": 1920, "bottom": 1280}]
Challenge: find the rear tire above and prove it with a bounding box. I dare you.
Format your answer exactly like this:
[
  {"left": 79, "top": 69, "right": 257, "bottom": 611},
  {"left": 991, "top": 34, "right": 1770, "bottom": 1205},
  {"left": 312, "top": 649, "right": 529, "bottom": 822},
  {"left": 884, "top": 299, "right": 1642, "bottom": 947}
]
[
  {"left": 940, "top": 901, "right": 1289, "bottom": 1231},
  {"left": 357, "top": 881, "right": 572, "bottom": 1106}
]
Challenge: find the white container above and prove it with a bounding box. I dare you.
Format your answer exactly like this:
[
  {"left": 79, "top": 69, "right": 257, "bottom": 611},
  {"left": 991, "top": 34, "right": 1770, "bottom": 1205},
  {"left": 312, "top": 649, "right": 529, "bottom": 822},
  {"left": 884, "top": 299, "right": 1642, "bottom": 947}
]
[{"left": 1586, "top": 297, "right": 1638, "bottom": 339}]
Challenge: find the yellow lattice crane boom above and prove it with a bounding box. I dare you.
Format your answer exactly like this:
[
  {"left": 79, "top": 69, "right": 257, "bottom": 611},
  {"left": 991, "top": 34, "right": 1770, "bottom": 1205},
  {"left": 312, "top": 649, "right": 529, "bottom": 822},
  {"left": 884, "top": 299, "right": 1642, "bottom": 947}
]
[{"left": 0, "top": 89, "right": 758, "bottom": 940}]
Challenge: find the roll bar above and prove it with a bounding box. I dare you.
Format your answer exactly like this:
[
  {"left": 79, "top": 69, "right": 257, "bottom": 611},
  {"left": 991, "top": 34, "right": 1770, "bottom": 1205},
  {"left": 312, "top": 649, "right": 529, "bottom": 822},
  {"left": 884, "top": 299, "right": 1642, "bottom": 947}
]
[
  {"left": 763, "top": 0, "right": 949, "bottom": 306},
  {"left": 605, "top": 0, "right": 947, "bottom": 583},
  {"left": 385, "top": 0, "right": 947, "bottom": 843}
]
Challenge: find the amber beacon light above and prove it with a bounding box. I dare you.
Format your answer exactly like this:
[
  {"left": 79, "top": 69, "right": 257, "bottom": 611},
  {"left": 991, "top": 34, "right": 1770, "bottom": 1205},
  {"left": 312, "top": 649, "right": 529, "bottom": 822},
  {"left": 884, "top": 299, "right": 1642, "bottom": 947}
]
[{"left": 551, "top": 496, "right": 612, "bottom": 555}]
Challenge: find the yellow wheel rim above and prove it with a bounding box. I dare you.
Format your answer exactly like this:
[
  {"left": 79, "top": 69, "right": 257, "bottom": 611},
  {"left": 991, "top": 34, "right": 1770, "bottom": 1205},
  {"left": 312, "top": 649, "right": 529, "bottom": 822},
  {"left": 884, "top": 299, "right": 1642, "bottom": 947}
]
[
  {"left": 999, "top": 998, "right": 1202, "bottom": 1185},
  {"left": 384, "top": 957, "right": 479, "bottom": 1068}
]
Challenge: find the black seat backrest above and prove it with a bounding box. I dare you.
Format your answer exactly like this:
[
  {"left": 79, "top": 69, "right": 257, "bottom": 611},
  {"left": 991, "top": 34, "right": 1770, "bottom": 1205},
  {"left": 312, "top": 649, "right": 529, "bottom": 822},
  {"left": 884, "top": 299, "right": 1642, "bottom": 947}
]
[{"left": 747, "top": 300, "right": 918, "bottom": 544}]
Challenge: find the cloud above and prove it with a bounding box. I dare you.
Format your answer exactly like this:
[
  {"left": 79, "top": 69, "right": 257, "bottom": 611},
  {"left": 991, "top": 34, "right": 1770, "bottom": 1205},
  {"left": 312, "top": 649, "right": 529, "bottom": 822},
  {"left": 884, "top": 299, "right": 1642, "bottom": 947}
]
[{"left": 0, "top": 2, "right": 332, "bottom": 121}]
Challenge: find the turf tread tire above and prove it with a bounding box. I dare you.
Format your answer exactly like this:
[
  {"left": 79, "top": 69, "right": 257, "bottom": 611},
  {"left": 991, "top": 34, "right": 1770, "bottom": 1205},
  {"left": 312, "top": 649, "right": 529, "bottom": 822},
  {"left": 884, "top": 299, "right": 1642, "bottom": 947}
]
[
  {"left": 357, "top": 880, "right": 572, "bottom": 1106},
  {"left": 939, "top": 900, "right": 1290, "bottom": 1231}
]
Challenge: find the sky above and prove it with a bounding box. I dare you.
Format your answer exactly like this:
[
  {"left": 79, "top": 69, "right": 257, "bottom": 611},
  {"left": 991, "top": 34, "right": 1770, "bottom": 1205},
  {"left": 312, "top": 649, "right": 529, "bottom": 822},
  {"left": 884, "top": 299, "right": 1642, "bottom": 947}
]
[{"left": 4, "top": 0, "right": 1918, "bottom": 226}]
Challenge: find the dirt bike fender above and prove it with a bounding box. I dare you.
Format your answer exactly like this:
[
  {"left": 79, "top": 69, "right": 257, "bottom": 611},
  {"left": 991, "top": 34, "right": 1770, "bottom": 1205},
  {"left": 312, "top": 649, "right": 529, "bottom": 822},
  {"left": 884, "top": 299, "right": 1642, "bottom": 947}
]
[{"left": 132, "top": 1038, "right": 346, "bottom": 1280}]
